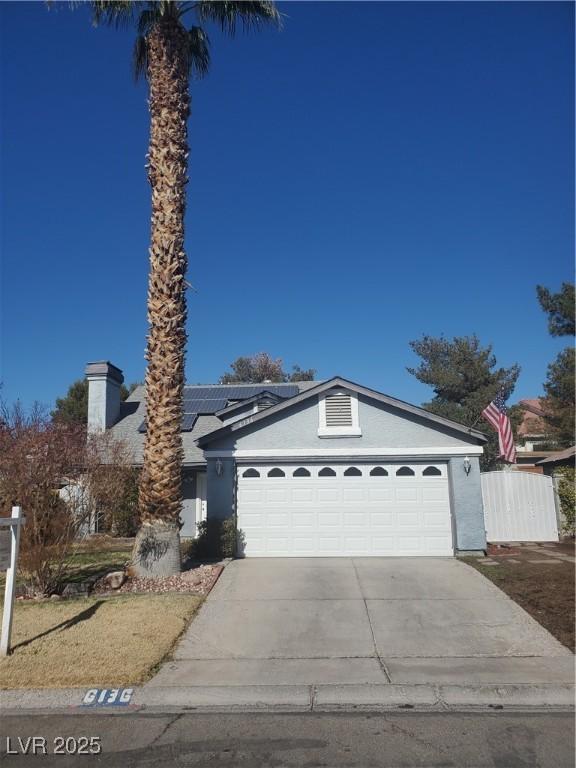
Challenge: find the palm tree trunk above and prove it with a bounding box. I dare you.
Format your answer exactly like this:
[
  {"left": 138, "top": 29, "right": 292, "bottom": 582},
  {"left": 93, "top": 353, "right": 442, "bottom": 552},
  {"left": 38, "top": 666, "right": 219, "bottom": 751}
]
[{"left": 132, "top": 19, "right": 190, "bottom": 577}]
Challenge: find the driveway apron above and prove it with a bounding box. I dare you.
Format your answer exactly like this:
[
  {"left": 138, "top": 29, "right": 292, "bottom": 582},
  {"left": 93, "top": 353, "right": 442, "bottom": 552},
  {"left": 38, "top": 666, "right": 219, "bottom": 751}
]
[{"left": 148, "top": 558, "right": 574, "bottom": 688}]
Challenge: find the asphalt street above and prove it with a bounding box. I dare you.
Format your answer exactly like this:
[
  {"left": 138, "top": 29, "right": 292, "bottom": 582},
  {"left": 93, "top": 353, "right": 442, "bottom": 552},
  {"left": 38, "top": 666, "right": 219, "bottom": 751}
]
[{"left": 0, "top": 711, "right": 574, "bottom": 767}]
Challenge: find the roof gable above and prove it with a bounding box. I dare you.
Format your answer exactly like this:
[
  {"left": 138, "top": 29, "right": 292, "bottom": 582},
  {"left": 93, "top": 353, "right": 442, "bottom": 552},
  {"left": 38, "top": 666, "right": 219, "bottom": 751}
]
[
  {"left": 216, "top": 391, "right": 282, "bottom": 418},
  {"left": 197, "top": 377, "right": 487, "bottom": 447}
]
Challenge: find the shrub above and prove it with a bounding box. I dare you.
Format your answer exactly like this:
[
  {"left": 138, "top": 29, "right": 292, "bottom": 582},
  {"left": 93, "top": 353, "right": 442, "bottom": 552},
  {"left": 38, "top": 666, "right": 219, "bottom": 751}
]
[
  {"left": 555, "top": 467, "right": 575, "bottom": 535},
  {"left": 0, "top": 402, "right": 90, "bottom": 595},
  {"left": 190, "top": 518, "right": 243, "bottom": 559},
  {"left": 86, "top": 434, "right": 139, "bottom": 537},
  {"left": 0, "top": 402, "right": 138, "bottom": 595}
]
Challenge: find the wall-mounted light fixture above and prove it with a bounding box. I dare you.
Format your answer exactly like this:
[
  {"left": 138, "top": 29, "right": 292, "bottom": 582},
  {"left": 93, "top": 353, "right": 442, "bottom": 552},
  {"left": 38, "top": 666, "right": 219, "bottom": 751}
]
[
  {"left": 215, "top": 458, "right": 224, "bottom": 477},
  {"left": 463, "top": 456, "right": 471, "bottom": 476}
]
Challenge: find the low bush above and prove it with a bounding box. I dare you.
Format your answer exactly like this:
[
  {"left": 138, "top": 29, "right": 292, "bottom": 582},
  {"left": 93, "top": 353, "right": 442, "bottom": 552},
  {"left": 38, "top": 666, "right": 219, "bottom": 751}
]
[
  {"left": 86, "top": 436, "right": 139, "bottom": 538},
  {"left": 555, "top": 467, "right": 575, "bottom": 535},
  {"left": 188, "top": 518, "right": 243, "bottom": 559}
]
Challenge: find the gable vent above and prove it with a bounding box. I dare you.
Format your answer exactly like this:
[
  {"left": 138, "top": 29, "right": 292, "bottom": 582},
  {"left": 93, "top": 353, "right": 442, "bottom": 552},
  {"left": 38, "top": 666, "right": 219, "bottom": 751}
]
[
  {"left": 257, "top": 398, "right": 277, "bottom": 413},
  {"left": 325, "top": 392, "right": 353, "bottom": 427}
]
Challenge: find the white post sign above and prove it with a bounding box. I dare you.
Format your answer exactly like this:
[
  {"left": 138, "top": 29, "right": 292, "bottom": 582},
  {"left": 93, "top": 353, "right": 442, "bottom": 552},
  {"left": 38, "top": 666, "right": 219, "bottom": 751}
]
[{"left": 1, "top": 506, "right": 25, "bottom": 656}]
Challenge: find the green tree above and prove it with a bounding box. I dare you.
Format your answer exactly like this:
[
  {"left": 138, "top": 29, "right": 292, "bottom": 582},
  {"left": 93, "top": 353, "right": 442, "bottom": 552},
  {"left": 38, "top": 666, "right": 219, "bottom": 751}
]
[
  {"left": 536, "top": 282, "right": 575, "bottom": 337},
  {"left": 542, "top": 348, "right": 575, "bottom": 448},
  {"left": 407, "top": 335, "right": 521, "bottom": 470},
  {"left": 68, "top": 1, "right": 281, "bottom": 577},
  {"left": 220, "top": 353, "right": 315, "bottom": 383},
  {"left": 51, "top": 379, "right": 134, "bottom": 425},
  {"left": 537, "top": 282, "right": 575, "bottom": 447}
]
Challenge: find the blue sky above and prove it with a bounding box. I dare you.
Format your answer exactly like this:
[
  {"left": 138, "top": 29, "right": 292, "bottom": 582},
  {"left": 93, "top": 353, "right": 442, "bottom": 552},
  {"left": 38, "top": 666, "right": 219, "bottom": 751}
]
[{"left": 1, "top": 1, "right": 573, "bottom": 411}]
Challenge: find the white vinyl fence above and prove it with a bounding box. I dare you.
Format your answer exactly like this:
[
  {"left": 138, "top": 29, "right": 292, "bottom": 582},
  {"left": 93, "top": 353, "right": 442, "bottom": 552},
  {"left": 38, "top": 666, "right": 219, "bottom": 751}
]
[{"left": 481, "top": 471, "right": 559, "bottom": 542}]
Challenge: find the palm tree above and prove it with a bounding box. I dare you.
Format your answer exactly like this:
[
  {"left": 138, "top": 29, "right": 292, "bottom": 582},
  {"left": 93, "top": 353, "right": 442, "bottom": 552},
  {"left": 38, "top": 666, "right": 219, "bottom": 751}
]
[{"left": 79, "top": 1, "right": 281, "bottom": 576}]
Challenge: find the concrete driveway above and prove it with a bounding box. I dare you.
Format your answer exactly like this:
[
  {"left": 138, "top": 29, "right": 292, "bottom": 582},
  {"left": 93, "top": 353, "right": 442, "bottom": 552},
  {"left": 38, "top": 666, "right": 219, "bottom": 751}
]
[{"left": 149, "top": 558, "right": 573, "bottom": 690}]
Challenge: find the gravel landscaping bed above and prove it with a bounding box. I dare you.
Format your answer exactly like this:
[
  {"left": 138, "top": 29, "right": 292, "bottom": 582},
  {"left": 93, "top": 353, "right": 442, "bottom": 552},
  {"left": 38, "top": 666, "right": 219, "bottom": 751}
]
[{"left": 93, "top": 564, "right": 223, "bottom": 596}]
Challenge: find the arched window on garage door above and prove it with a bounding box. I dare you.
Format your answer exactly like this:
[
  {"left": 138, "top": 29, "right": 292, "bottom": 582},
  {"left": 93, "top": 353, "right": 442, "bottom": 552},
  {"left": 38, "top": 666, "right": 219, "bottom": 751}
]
[
  {"left": 242, "top": 468, "right": 260, "bottom": 478},
  {"left": 423, "top": 466, "right": 442, "bottom": 476},
  {"left": 293, "top": 467, "right": 311, "bottom": 477},
  {"left": 267, "top": 468, "right": 285, "bottom": 477},
  {"left": 396, "top": 466, "right": 415, "bottom": 476},
  {"left": 370, "top": 466, "right": 388, "bottom": 476},
  {"left": 344, "top": 467, "right": 362, "bottom": 476},
  {"left": 318, "top": 467, "right": 336, "bottom": 476}
]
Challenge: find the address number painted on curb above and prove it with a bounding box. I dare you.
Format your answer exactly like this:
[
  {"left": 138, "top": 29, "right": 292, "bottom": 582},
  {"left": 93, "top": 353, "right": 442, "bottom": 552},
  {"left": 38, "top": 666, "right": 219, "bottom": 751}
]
[{"left": 82, "top": 688, "right": 133, "bottom": 706}]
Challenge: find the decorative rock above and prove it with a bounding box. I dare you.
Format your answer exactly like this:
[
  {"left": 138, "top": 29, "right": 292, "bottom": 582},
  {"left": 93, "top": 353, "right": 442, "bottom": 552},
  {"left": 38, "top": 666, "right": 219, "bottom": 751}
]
[
  {"left": 62, "top": 581, "right": 92, "bottom": 598},
  {"left": 180, "top": 570, "right": 201, "bottom": 583},
  {"left": 100, "top": 571, "right": 126, "bottom": 590}
]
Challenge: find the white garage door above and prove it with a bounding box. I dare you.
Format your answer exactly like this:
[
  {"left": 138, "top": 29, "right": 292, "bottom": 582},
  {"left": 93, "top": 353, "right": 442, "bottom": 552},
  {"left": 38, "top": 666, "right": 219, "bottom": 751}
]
[{"left": 236, "top": 463, "right": 453, "bottom": 557}]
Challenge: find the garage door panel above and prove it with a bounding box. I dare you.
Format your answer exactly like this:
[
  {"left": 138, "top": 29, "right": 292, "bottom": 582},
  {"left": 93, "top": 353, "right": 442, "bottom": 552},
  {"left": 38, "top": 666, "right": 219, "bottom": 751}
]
[
  {"left": 240, "top": 512, "right": 266, "bottom": 528},
  {"left": 425, "top": 535, "right": 453, "bottom": 553},
  {"left": 318, "top": 489, "right": 340, "bottom": 503},
  {"left": 238, "top": 489, "right": 262, "bottom": 504},
  {"left": 396, "top": 536, "right": 421, "bottom": 552},
  {"left": 343, "top": 537, "right": 369, "bottom": 553},
  {"left": 423, "top": 511, "right": 450, "bottom": 527},
  {"left": 267, "top": 513, "right": 290, "bottom": 527},
  {"left": 343, "top": 512, "right": 368, "bottom": 527},
  {"left": 395, "top": 487, "right": 419, "bottom": 502},
  {"left": 237, "top": 463, "right": 453, "bottom": 557},
  {"left": 292, "top": 512, "right": 314, "bottom": 528},
  {"left": 266, "top": 489, "right": 289, "bottom": 504},
  {"left": 318, "top": 512, "right": 340, "bottom": 527},
  {"left": 267, "top": 536, "right": 291, "bottom": 552},
  {"left": 422, "top": 486, "right": 449, "bottom": 503},
  {"left": 292, "top": 489, "right": 314, "bottom": 503},
  {"left": 319, "top": 537, "right": 341, "bottom": 552},
  {"left": 397, "top": 511, "right": 419, "bottom": 527},
  {"left": 372, "top": 536, "right": 396, "bottom": 552},
  {"left": 292, "top": 537, "right": 315, "bottom": 553},
  {"left": 370, "top": 512, "right": 395, "bottom": 527},
  {"left": 368, "top": 488, "right": 393, "bottom": 502}
]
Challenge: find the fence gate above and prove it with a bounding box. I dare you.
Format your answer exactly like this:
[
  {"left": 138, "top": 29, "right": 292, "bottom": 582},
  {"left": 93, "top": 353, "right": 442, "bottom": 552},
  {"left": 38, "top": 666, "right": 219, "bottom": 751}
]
[{"left": 481, "top": 471, "right": 559, "bottom": 542}]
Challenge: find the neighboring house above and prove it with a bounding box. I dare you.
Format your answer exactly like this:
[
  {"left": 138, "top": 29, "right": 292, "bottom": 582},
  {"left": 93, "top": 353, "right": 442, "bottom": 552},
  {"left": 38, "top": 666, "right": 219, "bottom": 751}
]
[
  {"left": 86, "top": 361, "right": 488, "bottom": 557},
  {"left": 514, "top": 398, "right": 557, "bottom": 474},
  {"left": 536, "top": 445, "right": 576, "bottom": 476}
]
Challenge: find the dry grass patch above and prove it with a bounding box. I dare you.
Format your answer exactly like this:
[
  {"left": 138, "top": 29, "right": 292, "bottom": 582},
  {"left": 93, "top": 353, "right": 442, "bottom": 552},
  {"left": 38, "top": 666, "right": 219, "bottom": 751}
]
[{"left": 0, "top": 594, "right": 202, "bottom": 689}]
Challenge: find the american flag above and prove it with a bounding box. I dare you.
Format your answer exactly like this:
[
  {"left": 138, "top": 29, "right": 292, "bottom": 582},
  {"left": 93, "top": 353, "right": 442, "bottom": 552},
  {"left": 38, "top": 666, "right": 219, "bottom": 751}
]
[{"left": 482, "top": 390, "right": 516, "bottom": 463}]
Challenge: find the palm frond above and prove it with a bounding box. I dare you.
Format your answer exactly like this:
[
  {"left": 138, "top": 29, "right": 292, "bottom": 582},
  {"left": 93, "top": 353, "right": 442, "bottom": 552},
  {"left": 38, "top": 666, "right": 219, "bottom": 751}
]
[
  {"left": 90, "top": 0, "right": 140, "bottom": 28},
  {"left": 137, "top": 7, "right": 160, "bottom": 36},
  {"left": 185, "top": 25, "right": 210, "bottom": 78},
  {"left": 196, "top": 1, "right": 281, "bottom": 36},
  {"left": 133, "top": 34, "right": 148, "bottom": 81}
]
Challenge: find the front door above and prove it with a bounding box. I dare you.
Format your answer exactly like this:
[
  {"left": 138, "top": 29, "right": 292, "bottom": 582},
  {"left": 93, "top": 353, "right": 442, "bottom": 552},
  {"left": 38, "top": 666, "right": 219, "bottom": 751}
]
[{"left": 195, "top": 472, "right": 207, "bottom": 534}]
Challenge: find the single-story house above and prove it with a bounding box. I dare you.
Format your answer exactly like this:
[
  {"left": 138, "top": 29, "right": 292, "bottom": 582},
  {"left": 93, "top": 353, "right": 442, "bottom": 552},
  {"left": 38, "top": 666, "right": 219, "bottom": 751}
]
[
  {"left": 536, "top": 445, "right": 576, "bottom": 475},
  {"left": 513, "top": 398, "right": 556, "bottom": 473},
  {"left": 86, "top": 361, "right": 488, "bottom": 557}
]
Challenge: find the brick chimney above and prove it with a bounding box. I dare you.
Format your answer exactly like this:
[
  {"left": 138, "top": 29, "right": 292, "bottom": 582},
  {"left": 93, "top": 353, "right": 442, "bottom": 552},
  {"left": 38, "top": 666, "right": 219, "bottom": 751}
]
[{"left": 85, "top": 361, "right": 124, "bottom": 433}]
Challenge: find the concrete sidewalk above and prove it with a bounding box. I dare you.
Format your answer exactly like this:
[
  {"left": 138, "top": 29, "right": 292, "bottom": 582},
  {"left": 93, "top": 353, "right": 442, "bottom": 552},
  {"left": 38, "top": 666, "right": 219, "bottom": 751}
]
[{"left": 1, "top": 681, "right": 575, "bottom": 713}]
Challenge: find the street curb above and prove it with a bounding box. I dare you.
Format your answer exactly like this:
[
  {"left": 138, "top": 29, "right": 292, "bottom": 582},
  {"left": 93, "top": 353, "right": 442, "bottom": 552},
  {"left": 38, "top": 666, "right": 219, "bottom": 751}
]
[{"left": 1, "top": 683, "right": 574, "bottom": 714}]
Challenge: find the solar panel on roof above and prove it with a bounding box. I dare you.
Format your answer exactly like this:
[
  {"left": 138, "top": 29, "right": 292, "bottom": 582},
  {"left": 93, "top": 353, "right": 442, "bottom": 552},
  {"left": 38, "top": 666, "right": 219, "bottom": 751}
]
[
  {"left": 181, "top": 413, "right": 198, "bottom": 431},
  {"left": 138, "top": 412, "right": 198, "bottom": 433},
  {"left": 182, "top": 398, "right": 229, "bottom": 414},
  {"left": 183, "top": 384, "right": 299, "bottom": 401}
]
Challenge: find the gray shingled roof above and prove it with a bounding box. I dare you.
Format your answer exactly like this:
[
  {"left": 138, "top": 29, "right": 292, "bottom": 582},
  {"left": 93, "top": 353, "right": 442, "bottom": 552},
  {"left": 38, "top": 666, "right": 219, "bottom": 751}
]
[{"left": 109, "top": 381, "right": 320, "bottom": 466}]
